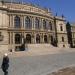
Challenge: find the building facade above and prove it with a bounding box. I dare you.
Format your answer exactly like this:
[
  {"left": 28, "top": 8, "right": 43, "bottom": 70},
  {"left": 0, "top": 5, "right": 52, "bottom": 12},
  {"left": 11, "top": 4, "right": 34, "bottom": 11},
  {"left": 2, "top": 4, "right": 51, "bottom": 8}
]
[
  {"left": 68, "top": 23, "right": 75, "bottom": 48},
  {"left": 71, "top": 25, "right": 75, "bottom": 47},
  {"left": 0, "top": 2, "right": 69, "bottom": 52},
  {"left": 66, "top": 22, "right": 75, "bottom": 48}
]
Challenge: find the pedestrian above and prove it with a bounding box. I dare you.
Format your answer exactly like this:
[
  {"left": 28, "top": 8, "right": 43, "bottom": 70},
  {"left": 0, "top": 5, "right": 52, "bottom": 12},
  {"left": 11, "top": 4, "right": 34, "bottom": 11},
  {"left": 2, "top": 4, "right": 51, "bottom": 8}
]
[{"left": 1, "top": 53, "right": 9, "bottom": 75}]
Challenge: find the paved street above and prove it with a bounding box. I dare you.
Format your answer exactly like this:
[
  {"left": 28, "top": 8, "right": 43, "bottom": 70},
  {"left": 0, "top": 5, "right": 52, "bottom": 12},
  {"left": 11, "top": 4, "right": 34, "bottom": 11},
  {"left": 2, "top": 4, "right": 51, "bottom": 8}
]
[{"left": 0, "top": 49, "right": 75, "bottom": 75}]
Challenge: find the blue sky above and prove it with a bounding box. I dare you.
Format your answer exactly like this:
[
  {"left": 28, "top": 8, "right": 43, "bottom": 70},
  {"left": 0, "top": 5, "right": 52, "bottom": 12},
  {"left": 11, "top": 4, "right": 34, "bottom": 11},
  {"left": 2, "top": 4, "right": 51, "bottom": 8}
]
[{"left": 14, "top": 0, "right": 75, "bottom": 22}]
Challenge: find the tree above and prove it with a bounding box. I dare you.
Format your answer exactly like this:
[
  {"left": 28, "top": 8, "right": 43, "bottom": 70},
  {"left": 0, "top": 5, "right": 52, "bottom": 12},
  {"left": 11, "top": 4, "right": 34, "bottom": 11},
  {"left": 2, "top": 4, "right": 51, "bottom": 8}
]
[{"left": 66, "top": 22, "right": 72, "bottom": 47}]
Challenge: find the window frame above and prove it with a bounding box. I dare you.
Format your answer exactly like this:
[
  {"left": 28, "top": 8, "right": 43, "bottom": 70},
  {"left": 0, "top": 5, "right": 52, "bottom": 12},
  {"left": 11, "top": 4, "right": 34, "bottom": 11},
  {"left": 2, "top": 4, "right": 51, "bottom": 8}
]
[{"left": 14, "top": 16, "right": 21, "bottom": 28}]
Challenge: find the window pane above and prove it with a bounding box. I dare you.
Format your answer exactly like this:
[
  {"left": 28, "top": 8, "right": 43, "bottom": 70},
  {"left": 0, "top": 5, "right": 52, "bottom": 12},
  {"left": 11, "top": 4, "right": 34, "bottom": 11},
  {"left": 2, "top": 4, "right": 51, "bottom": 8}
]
[
  {"left": 14, "top": 16, "right": 20, "bottom": 28},
  {"left": 25, "top": 16, "right": 32, "bottom": 29},
  {"left": 35, "top": 18, "right": 40, "bottom": 29}
]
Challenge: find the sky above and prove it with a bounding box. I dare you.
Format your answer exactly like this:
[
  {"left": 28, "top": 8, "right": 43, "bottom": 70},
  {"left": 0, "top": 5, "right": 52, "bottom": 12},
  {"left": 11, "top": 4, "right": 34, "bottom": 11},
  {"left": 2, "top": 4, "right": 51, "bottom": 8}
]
[{"left": 3, "top": 0, "right": 75, "bottom": 22}]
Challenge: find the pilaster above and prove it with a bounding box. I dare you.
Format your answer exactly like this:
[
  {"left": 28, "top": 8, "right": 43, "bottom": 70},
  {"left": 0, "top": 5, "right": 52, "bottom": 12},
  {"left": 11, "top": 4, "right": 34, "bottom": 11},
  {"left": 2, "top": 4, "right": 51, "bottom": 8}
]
[
  {"left": 24, "top": 16, "right": 26, "bottom": 29},
  {"left": 33, "top": 17, "right": 35, "bottom": 30},
  {"left": 32, "top": 17, "right": 34, "bottom": 30}
]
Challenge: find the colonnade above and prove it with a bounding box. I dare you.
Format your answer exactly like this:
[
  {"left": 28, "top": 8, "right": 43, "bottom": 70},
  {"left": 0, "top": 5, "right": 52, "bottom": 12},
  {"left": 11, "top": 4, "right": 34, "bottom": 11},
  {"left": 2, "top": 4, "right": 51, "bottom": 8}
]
[
  {"left": 9, "top": 15, "right": 54, "bottom": 31},
  {"left": 8, "top": 15, "right": 55, "bottom": 51}
]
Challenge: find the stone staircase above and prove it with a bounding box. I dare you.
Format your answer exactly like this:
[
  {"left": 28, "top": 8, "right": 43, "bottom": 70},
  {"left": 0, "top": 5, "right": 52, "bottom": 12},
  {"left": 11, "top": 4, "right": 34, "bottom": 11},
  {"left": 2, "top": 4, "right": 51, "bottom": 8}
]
[
  {"left": 8, "top": 44, "right": 60, "bottom": 57},
  {"left": 22, "top": 44, "right": 61, "bottom": 56},
  {"left": 1, "top": 44, "right": 74, "bottom": 57}
]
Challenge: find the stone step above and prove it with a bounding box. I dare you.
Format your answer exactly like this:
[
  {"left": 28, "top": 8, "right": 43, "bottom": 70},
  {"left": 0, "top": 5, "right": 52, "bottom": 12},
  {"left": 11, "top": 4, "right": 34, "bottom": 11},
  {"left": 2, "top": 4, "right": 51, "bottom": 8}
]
[{"left": 9, "top": 44, "right": 60, "bottom": 57}]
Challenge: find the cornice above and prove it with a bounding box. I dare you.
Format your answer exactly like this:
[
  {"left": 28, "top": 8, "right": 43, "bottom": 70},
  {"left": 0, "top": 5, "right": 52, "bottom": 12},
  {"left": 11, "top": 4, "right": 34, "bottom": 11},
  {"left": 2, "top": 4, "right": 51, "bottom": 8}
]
[{"left": 7, "top": 9, "right": 54, "bottom": 19}]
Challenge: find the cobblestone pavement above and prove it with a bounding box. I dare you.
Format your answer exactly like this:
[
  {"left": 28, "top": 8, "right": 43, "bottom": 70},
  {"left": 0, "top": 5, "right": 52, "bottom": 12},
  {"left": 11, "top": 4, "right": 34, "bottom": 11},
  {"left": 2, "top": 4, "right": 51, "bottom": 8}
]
[{"left": 0, "top": 50, "right": 75, "bottom": 75}]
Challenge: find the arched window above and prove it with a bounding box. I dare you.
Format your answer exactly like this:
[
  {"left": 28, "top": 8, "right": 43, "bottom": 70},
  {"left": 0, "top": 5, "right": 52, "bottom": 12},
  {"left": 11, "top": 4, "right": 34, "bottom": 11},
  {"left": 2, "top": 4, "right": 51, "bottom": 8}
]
[
  {"left": 62, "top": 37, "right": 64, "bottom": 42},
  {"left": 14, "top": 16, "right": 20, "bottom": 28},
  {"left": 60, "top": 26, "right": 63, "bottom": 31},
  {"left": 25, "top": 16, "right": 31, "bottom": 29},
  {"left": 49, "top": 22, "right": 52, "bottom": 30},
  {"left": 43, "top": 20, "right": 47, "bottom": 29},
  {"left": 35, "top": 18, "right": 40, "bottom": 29}
]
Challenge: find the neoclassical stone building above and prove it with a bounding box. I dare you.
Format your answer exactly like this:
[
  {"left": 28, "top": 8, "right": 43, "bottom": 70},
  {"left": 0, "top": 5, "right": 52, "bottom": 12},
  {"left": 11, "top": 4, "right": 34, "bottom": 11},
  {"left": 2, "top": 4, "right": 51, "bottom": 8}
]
[
  {"left": 0, "top": 2, "right": 69, "bottom": 52},
  {"left": 71, "top": 25, "right": 75, "bottom": 47}
]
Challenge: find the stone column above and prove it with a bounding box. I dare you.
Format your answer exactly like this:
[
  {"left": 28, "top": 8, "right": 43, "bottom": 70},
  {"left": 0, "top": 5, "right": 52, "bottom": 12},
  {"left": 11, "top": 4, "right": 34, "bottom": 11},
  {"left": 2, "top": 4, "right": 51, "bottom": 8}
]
[
  {"left": 51, "top": 21, "right": 54, "bottom": 31},
  {"left": 9, "top": 32, "right": 12, "bottom": 52},
  {"left": 43, "top": 34, "right": 44, "bottom": 43},
  {"left": 10, "top": 32, "right": 12, "bottom": 45},
  {"left": 24, "top": 33, "right": 26, "bottom": 40},
  {"left": 12, "top": 15, "right": 15, "bottom": 28},
  {"left": 33, "top": 17, "right": 35, "bottom": 30},
  {"left": 8, "top": 32, "right": 10, "bottom": 45},
  {"left": 12, "top": 33, "right": 15, "bottom": 52},
  {"left": 11, "top": 33, "right": 13, "bottom": 44},
  {"left": 47, "top": 20, "right": 49, "bottom": 31},
  {"left": 10, "top": 15, "right": 13, "bottom": 28},
  {"left": 32, "top": 17, "right": 34, "bottom": 30},
  {"left": 21, "top": 32, "right": 24, "bottom": 44},
  {"left": 41, "top": 19, "right": 43, "bottom": 30},
  {"left": 13, "top": 33, "right": 15, "bottom": 44},
  {"left": 47, "top": 34, "right": 50, "bottom": 43},
  {"left": 9, "top": 15, "right": 11, "bottom": 27},
  {"left": 34, "top": 33, "right": 36, "bottom": 44},
  {"left": 39, "top": 18, "right": 41, "bottom": 30},
  {"left": 29, "top": 33, "right": 35, "bottom": 44},
  {"left": 21, "top": 16, "right": 24, "bottom": 29},
  {"left": 40, "top": 33, "right": 43, "bottom": 43},
  {"left": 24, "top": 16, "right": 26, "bottom": 29},
  {"left": 8, "top": 32, "right": 10, "bottom": 51}
]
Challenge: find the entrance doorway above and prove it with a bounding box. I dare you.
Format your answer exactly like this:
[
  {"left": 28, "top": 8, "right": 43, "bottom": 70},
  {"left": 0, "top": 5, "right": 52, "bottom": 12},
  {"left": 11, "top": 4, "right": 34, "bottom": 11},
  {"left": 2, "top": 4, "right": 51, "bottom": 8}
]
[
  {"left": 26, "top": 34, "right": 31, "bottom": 43},
  {"left": 36, "top": 34, "right": 40, "bottom": 43},
  {"left": 15, "top": 34, "right": 21, "bottom": 44},
  {"left": 51, "top": 35, "right": 53, "bottom": 45},
  {"left": 44, "top": 35, "right": 48, "bottom": 43},
  {"left": 15, "top": 34, "right": 25, "bottom": 51}
]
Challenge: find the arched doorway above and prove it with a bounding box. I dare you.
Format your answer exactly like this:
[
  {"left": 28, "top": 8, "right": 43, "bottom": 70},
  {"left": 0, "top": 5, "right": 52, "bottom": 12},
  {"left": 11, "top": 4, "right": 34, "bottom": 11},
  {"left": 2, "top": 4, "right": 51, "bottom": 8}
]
[
  {"left": 15, "top": 34, "right": 22, "bottom": 51},
  {"left": 36, "top": 34, "right": 40, "bottom": 43},
  {"left": 26, "top": 34, "right": 31, "bottom": 43},
  {"left": 51, "top": 35, "right": 53, "bottom": 45},
  {"left": 44, "top": 35, "right": 48, "bottom": 43},
  {"left": 15, "top": 34, "right": 21, "bottom": 44}
]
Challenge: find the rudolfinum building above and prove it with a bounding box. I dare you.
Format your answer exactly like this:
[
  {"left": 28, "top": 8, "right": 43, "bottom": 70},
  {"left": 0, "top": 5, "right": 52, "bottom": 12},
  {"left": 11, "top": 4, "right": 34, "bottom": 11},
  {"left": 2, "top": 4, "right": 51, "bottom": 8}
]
[{"left": 0, "top": 2, "right": 69, "bottom": 52}]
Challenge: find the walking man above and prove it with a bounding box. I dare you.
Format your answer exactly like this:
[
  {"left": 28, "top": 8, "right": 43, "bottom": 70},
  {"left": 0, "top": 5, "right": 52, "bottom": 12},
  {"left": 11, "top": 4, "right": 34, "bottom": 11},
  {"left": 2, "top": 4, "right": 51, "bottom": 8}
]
[{"left": 1, "top": 53, "right": 9, "bottom": 75}]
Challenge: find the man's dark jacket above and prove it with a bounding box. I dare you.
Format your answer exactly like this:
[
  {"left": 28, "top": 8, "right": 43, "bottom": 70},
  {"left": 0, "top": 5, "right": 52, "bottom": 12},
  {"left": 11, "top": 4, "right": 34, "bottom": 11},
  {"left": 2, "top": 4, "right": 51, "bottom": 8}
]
[{"left": 1, "top": 56, "right": 9, "bottom": 72}]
